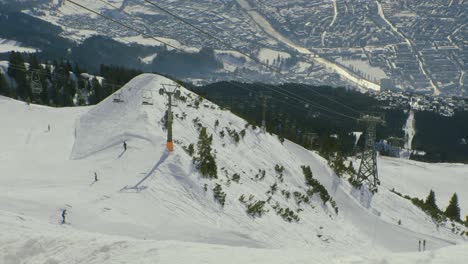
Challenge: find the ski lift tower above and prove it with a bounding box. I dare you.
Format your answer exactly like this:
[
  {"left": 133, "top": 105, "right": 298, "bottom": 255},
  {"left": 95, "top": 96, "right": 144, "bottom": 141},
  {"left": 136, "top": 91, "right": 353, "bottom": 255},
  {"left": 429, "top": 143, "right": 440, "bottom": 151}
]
[
  {"left": 356, "top": 113, "right": 385, "bottom": 192},
  {"left": 159, "top": 83, "right": 180, "bottom": 152}
]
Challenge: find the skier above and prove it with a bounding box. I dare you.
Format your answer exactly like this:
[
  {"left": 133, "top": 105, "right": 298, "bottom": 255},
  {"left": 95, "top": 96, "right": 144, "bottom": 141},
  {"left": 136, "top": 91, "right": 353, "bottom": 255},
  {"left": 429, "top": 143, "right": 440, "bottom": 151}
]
[
  {"left": 418, "top": 240, "right": 421, "bottom": 252},
  {"left": 47, "top": 124, "right": 50, "bottom": 132},
  {"left": 423, "top": 240, "right": 426, "bottom": 251},
  {"left": 61, "top": 209, "right": 67, "bottom": 224},
  {"left": 94, "top": 172, "right": 98, "bottom": 182},
  {"left": 123, "top": 141, "right": 127, "bottom": 151}
]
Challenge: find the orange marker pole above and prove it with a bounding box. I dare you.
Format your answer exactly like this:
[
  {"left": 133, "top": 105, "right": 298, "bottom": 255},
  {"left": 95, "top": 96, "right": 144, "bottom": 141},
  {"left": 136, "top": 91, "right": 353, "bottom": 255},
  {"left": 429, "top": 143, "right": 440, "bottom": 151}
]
[{"left": 167, "top": 141, "right": 174, "bottom": 152}]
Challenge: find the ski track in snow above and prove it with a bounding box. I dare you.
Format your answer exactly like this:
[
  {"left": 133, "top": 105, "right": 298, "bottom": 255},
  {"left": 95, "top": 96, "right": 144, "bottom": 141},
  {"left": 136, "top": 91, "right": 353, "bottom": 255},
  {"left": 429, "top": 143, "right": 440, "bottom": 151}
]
[
  {"left": 403, "top": 110, "right": 415, "bottom": 150},
  {"left": 0, "top": 75, "right": 467, "bottom": 263}
]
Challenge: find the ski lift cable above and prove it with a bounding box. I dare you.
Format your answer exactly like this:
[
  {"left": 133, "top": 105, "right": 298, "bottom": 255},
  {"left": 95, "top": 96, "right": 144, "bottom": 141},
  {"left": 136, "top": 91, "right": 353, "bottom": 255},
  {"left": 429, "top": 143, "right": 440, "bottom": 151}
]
[
  {"left": 230, "top": 72, "right": 358, "bottom": 121},
  {"left": 89, "top": 0, "right": 356, "bottom": 119},
  {"left": 140, "top": 0, "right": 362, "bottom": 116},
  {"left": 199, "top": 86, "right": 352, "bottom": 124},
  {"left": 146, "top": 0, "right": 362, "bottom": 114},
  {"left": 63, "top": 1, "right": 359, "bottom": 121}
]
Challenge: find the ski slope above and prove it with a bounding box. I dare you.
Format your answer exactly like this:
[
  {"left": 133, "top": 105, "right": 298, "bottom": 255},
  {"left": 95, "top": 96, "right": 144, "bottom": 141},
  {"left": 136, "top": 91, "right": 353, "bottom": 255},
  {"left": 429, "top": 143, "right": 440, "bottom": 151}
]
[{"left": 0, "top": 74, "right": 467, "bottom": 263}]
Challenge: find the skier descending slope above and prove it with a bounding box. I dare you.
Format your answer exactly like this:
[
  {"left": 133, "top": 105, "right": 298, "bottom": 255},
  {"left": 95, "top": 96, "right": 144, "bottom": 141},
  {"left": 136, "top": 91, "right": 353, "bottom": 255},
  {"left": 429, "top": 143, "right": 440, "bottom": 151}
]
[
  {"left": 61, "top": 209, "right": 67, "bottom": 224},
  {"left": 123, "top": 141, "right": 127, "bottom": 151}
]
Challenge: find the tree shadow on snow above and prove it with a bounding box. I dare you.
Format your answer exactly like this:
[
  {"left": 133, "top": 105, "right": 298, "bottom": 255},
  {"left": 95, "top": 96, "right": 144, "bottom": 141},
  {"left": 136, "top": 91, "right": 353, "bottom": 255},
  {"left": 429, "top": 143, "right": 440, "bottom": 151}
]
[{"left": 120, "top": 151, "right": 170, "bottom": 192}]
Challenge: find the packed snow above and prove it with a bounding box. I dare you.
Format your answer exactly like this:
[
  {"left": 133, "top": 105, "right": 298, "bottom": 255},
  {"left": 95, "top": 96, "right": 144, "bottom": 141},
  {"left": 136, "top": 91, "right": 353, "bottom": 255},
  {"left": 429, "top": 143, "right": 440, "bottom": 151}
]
[{"left": 0, "top": 74, "right": 467, "bottom": 263}]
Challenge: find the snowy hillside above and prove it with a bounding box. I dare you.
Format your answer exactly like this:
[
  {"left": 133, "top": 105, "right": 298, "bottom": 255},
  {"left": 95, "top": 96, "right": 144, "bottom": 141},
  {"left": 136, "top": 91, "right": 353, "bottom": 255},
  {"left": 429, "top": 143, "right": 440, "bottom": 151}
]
[
  {"left": 0, "top": 74, "right": 467, "bottom": 263},
  {"left": 0, "top": 38, "right": 37, "bottom": 53}
]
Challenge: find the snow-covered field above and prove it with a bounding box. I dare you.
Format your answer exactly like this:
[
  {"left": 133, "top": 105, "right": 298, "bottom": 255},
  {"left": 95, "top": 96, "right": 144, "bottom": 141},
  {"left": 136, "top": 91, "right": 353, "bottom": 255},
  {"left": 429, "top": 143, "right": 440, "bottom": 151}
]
[
  {"left": 258, "top": 48, "right": 290, "bottom": 64},
  {"left": 0, "top": 38, "right": 37, "bottom": 53},
  {"left": 336, "top": 58, "right": 388, "bottom": 81},
  {"left": 0, "top": 74, "right": 467, "bottom": 263}
]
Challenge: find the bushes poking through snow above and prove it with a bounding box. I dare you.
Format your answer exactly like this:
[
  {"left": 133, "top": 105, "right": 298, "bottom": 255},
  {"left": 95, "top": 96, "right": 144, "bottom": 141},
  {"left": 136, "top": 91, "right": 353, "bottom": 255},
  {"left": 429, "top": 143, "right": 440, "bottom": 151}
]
[
  {"left": 281, "top": 190, "right": 291, "bottom": 200},
  {"left": 274, "top": 164, "right": 284, "bottom": 182},
  {"left": 231, "top": 173, "right": 240, "bottom": 183},
  {"left": 183, "top": 143, "right": 195, "bottom": 157},
  {"left": 293, "top": 191, "right": 310, "bottom": 205},
  {"left": 254, "top": 169, "right": 266, "bottom": 181},
  {"left": 272, "top": 203, "right": 300, "bottom": 223},
  {"left": 225, "top": 127, "right": 240, "bottom": 143},
  {"left": 301, "top": 165, "right": 338, "bottom": 213},
  {"left": 213, "top": 184, "right": 226, "bottom": 207},
  {"left": 267, "top": 182, "right": 278, "bottom": 195},
  {"left": 246, "top": 201, "right": 267, "bottom": 217},
  {"left": 239, "top": 195, "right": 267, "bottom": 217}
]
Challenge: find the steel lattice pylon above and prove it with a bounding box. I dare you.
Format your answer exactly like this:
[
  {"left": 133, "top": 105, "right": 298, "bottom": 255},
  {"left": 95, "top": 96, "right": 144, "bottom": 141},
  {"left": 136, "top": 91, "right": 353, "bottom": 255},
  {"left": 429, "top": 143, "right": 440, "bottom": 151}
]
[{"left": 356, "top": 114, "right": 385, "bottom": 192}]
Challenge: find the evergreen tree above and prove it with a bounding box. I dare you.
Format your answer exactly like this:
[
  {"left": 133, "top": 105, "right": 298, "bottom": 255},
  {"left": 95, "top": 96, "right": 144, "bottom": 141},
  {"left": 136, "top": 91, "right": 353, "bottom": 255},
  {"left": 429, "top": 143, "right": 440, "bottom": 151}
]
[
  {"left": 92, "top": 77, "right": 104, "bottom": 102},
  {"left": 445, "top": 193, "right": 461, "bottom": 221},
  {"left": 0, "top": 72, "right": 9, "bottom": 96},
  {"left": 195, "top": 127, "right": 217, "bottom": 178},
  {"left": 8, "top": 51, "right": 30, "bottom": 100},
  {"left": 425, "top": 189, "right": 438, "bottom": 210}
]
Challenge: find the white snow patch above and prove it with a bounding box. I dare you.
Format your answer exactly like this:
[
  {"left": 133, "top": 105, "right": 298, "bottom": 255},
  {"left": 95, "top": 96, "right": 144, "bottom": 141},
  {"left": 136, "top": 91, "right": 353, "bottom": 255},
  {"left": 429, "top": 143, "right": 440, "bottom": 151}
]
[
  {"left": 0, "top": 38, "right": 38, "bottom": 53},
  {"left": 140, "top": 53, "right": 158, "bottom": 64},
  {"left": 336, "top": 58, "right": 388, "bottom": 82},
  {"left": 258, "top": 48, "right": 290, "bottom": 63}
]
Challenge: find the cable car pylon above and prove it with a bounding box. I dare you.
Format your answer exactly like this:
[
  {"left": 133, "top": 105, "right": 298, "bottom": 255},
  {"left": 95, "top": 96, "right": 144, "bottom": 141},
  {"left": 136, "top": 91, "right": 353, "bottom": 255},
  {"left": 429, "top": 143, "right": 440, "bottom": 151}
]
[
  {"left": 159, "top": 83, "right": 180, "bottom": 152},
  {"left": 355, "top": 113, "right": 385, "bottom": 192}
]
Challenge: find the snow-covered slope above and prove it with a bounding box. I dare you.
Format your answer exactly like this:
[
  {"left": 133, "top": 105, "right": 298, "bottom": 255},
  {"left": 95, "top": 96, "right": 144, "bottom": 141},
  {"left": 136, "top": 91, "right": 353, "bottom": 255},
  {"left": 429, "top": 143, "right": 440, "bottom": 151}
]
[
  {"left": 380, "top": 156, "right": 468, "bottom": 216},
  {"left": 0, "top": 74, "right": 467, "bottom": 263},
  {"left": 0, "top": 38, "right": 37, "bottom": 53}
]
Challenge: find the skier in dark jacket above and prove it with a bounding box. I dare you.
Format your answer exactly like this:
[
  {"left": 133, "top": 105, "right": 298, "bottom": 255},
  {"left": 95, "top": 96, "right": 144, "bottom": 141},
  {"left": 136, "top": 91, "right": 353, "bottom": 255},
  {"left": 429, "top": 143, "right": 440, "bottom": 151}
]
[
  {"left": 123, "top": 141, "right": 127, "bottom": 151},
  {"left": 61, "top": 209, "right": 67, "bottom": 224},
  {"left": 94, "top": 172, "right": 98, "bottom": 182}
]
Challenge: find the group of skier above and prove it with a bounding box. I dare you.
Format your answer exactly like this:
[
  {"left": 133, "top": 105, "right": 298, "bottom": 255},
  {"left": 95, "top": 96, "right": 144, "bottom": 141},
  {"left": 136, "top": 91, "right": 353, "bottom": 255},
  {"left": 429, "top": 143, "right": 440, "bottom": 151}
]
[
  {"left": 60, "top": 141, "right": 128, "bottom": 225},
  {"left": 418, "top": 239, "right": 427, "bottom": 252}
]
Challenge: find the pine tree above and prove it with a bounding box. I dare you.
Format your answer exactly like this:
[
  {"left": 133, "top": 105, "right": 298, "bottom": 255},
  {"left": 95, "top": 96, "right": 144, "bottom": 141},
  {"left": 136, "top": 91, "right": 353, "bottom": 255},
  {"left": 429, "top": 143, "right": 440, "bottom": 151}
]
[
  {"left": 425, "top": 189, "right": 438, "bottom": 210},
  {"left": 445, "top": 193, "right": 461, "bottom": 221},
  {"left": 196, "top": 127, "right": 217, "bottom": 178},
  {"left": 8, "top": 51, "right": 30, "bottom": 100},
  {"left": 0, "top": 71, "right": 9, "bottom": 96},
  {"left": 92, "top": 77, "right": 104, "bottom": 102}
]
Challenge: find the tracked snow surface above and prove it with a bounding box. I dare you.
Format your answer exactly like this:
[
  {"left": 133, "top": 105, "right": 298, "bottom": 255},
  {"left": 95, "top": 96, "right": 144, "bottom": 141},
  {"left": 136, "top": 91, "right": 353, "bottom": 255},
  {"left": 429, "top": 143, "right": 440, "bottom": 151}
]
[{"left": 0, "top": 74, "right": 467, "bottom": 263}]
